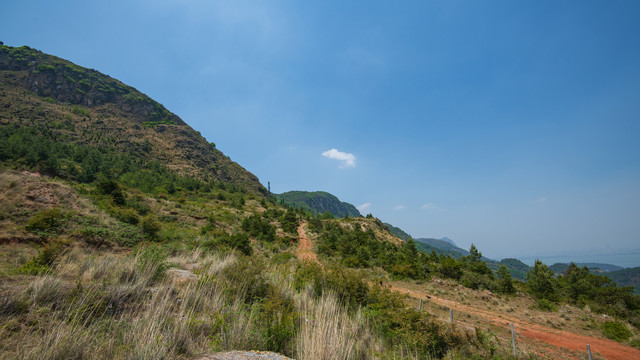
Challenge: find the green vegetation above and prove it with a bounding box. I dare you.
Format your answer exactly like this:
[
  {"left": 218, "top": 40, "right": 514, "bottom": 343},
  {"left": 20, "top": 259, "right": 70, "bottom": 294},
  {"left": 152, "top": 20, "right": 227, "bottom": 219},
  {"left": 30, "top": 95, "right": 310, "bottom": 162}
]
[
  {"left": 607, "top": 266, "right": 640, "bottom": 294},
  {"left": 383, "top": 222, "right": 412, "bottom": 241},
  {"left": 274, "top": 191, "right": 361, "bottom": 218},
  {"left": 601, "top": 321, "right": 632, "bottom": 341}
]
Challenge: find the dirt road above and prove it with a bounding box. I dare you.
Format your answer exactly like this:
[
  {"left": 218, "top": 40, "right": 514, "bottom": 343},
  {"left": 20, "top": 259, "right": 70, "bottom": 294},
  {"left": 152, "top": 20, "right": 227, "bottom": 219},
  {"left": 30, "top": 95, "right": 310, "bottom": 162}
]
[
  {"left": 296, "top": 222, "right": 320, "bottom": 265},
  {"left": 390, "top": 284, "right": 640, "bottom": 360}
]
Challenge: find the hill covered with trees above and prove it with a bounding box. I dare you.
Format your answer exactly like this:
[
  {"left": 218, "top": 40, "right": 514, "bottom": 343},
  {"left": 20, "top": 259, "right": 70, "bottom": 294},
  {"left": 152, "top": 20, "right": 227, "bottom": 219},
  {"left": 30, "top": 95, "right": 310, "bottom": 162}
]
[{"left": 273, "top": 190, "right": 360, "bottom": 218}]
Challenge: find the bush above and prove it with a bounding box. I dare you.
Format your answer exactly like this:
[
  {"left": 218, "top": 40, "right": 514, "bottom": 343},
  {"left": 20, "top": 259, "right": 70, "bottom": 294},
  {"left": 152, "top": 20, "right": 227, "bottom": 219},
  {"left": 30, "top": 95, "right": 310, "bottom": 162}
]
[
  {"left": 25, "top": 207, "right": 67, "bottom": 236},
  {"left": 601, "top": 321, "right": 632, "bottom": 341},
  {"left": 440, "top": 256, "right": 463, "bottom": 280},
  {"left": 18, "top": 240, "right": 68, "bottom": 274},
  {"left": 112, "top": 207, "right": 139, "bottom": 225},
  {"left": 280, "top": 210, "right": 298, "bottom": 234},
  {"left": 140, "top": 215, "right": 161, "bottom": 240},
  {"left": 242, "top": 214, "right": 276, "bottom": 242},
  {"left": 536, "top": 298, "right": 557, "bottom": 312},
  {"left": 259, "top": 286, "right": 299, "bottom": 355}
]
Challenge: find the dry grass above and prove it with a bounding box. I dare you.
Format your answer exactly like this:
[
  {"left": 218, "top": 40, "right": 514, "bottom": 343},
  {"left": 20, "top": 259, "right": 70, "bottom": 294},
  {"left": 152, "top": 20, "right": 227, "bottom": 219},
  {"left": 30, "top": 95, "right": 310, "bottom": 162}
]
[{"left": 295, "top": 288, "right": 383, "bottom": 360}]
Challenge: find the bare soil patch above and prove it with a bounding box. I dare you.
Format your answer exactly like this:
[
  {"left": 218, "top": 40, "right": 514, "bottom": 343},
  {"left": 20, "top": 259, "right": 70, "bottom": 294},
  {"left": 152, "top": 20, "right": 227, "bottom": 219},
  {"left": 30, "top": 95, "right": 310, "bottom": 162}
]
[{"left": 295, "top": 222, "right": 319, "bottom": 265}]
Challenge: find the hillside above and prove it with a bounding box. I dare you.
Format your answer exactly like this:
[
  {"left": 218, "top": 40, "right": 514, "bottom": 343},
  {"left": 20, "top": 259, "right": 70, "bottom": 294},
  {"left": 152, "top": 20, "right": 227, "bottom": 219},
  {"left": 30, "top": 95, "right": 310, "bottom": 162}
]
[
  {"left": 415, "top": 237, "right": 470, "bottom": 258},
  {"left": 0, "top": 44, "right": 265, "bottom": 194},
  {"left": 607, "top": 267, "right": 640, "bottom": 294},
  {"left": 497, "top": 258, "right": 531, "bottom": 281},
  {"left": 550, "top": 262, "right": 625, "bottom": 275},
  {"left": 383, "top": 222, "right": 411, "bottom": 241},
  {"left": 273, "top": 191, "right": 360, "bottom": 218}
]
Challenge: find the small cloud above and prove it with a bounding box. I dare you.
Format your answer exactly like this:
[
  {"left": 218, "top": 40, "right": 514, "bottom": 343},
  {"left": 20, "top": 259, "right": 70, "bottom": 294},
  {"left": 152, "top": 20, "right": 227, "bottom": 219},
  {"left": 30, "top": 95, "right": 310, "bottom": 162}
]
[
  {"left": 322, "top": 148, "right": 356, "bottom": 168},
  {"left": 393, "top": 205, "right": 405, "bottom": 211},
  {"left": 357, "top": 202, "right": 371, "bottom": 213},
  {"left": 534, "top": 197, "right": 547, "bottom": 203},
  {"left": 421, "top": 203, "right": 436, "bottom": 210}
]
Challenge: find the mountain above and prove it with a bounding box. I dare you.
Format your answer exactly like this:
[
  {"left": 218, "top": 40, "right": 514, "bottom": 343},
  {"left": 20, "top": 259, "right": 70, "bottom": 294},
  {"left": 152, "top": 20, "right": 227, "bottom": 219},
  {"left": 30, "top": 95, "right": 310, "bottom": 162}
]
[
  {"left": 607, "top": 267, "right": 640, "bottom": 294},
  {"left": 414, "top": 238, "right": 531, "bottom": 281},
  {"left": 383, "top": 223, "right": 411, "bottom": 241},
  {"left": 439, "top": 237, "right": 457, "bottom": 246},
  {"left": 0, "top": 44, "right": 265, "bottom": 194},
  {"left": 549, "top": 263, "right": 625, "bottom": 275},
  {"left": 273, "top": 191, "right": 360, "bottom": 218},
  {"left": 415, "top": 237, "right": 470, "bottom": 258},
  {"left": 495, "top": 258, "right": 530, "bottom": 281}
]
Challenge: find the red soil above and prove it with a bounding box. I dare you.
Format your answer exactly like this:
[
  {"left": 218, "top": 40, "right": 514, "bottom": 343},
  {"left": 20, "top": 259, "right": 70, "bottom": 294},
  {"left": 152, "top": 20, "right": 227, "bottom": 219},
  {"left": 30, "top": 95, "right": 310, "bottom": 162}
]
[
  {"left": 390, "top": 285, "right": 640, "bottom": 360},
  {"left": 296, "top": 222, "right": 320, "bottom": 265}
]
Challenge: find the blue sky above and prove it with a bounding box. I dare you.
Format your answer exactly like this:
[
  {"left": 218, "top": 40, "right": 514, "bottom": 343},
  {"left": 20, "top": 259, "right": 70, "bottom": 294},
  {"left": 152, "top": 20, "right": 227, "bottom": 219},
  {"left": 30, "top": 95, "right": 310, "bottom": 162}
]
[{"left": 2, "top": 1, "right": 639, "bottom": 261}]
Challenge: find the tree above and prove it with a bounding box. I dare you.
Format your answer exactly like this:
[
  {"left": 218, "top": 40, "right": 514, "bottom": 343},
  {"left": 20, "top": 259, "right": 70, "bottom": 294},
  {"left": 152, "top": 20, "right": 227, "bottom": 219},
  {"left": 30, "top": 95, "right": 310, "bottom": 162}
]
[
  {"left": 497, "top": 264, "right": 516, "bottom": 294},
  {"left": 526, "top": 260, "right": 559, "bottom": 302},
  {"left": 465, "top": 244, "right": 493, "bottom": 276},
  {"left": 402, "top": 237, "right": 418, "bottom": 258},
  {"left": 468, "top": 244, "right": 482, "bottom": 263}
]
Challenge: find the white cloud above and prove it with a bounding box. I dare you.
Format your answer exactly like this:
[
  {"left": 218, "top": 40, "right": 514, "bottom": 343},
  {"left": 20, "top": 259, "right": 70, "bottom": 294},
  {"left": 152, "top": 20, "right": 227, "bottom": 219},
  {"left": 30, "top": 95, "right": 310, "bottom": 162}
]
[
  {"left": 421, "top": 203, "right": 436, "bottom": 210},
  {"left": 393, "top": 205, "right": 405, "bottom": 211},
  {"left": 357, "top": 202, "right": 371, "bottom": 213},
  {"left": 534, "top": 196, "right": 548, "bottom": 203},
  {"left": 322, "top": 148, "right": 356, "bottom": 168}
]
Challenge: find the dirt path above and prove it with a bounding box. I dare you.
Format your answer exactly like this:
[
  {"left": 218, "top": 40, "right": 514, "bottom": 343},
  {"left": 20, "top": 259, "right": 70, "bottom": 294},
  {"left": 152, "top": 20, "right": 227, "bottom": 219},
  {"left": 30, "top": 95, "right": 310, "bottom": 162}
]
[
  {"left": 296, "top": 222, "right": 320, "bottom": 265},
  {"left": 390, "top": 284, "right": 640, "bottom": 360}
]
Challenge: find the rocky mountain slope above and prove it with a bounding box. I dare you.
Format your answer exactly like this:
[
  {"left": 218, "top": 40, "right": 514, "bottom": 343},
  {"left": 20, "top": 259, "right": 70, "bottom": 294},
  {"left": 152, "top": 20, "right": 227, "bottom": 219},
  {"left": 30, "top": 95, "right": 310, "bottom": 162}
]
[{"left": 0, "top": 44, "right": 265, "bottom": 194}]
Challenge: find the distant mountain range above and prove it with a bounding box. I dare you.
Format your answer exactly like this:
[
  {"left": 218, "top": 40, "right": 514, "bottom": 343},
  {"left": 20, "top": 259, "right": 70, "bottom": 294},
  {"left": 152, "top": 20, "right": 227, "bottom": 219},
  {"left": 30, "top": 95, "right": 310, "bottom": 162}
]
[
  {"left": 273, "top": 191, "right": 361, "bottom": 218},
  {"left": 549, "top": 263, "right": 624, "bottom": 274}
]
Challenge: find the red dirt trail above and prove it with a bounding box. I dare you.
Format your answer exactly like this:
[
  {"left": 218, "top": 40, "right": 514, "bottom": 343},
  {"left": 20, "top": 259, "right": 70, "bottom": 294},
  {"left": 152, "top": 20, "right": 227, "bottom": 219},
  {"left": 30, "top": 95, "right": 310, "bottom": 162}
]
[
  {"left": 295, "top": 222, "right": 320, "bottom": 265},
  {"left": 390, "top": 285, "right": 640, "bottom": 360}
]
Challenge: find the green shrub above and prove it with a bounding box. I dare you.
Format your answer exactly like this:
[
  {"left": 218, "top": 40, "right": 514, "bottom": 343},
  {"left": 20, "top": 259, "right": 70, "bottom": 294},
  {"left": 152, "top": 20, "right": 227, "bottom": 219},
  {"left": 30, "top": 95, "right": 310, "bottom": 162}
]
[
  {"left": 18, "top": 240, "right": 68, "bottom": 274},
  {"left": 141, "top": 215, "right": 161, "bottom": 240},
  {"left": 536, "top": 298, "right": 557, "bottom": 312},
  {"left": 112, "top": 207, "right": 139, "bottom": 225},
  {"left": 440, "top": 256, "right": 463, "bottom": 280},
  {"left": 25, "top": 207, "right": 67, "bottom": 235},
  {"left": 259, "top": 286, "right": 299, "bottom": 355},
  {"left": 71, "top": 105, "right": 90, "bottom": 117},
  {"left": 601, "top": 321, "right": 632, "bottom": 341},
  {"left": 280, "top": 210, "right": 298, "bottom": 234},
  {"left": 242, "top": 214, "right": 275, "bottom": 242}
]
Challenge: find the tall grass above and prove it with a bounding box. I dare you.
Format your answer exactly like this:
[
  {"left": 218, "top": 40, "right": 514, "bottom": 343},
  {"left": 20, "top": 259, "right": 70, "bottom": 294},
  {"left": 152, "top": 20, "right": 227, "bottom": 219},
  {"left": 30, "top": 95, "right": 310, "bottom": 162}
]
[
  {"left": 296, "top": 288, "right": 382, "bottom": 360},
  {"left": 0, "top": 246, "right": 530, "bottom": 359}
]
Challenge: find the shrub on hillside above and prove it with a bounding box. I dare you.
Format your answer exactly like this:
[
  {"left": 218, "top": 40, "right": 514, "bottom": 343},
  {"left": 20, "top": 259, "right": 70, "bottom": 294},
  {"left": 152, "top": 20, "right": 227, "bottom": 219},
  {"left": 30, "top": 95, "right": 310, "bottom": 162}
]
[
  {"left": 25, "top": 207, "right": 67, "bottom": 236},
  {"left": 601, "top": 321, "right": 632, "bottom": 341}
]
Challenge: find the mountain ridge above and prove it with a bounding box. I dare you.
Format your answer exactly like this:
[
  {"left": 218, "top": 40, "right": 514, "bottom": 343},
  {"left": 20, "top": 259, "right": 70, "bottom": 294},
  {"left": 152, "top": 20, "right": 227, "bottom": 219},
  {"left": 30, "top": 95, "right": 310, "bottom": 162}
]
[
  {"left": 273, "top": 190, "right": 360, "bottom": 218},
  {"left": 0, "top": 44, "right": 265, "bottom": 194}
]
